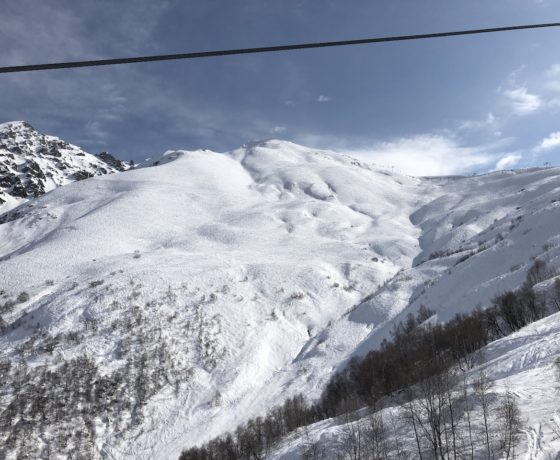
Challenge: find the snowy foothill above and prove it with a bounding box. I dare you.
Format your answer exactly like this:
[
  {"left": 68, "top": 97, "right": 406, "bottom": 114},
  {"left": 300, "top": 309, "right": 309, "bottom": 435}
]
[{"left": 1, "top": 129, "right": 560, "bottom": 459}]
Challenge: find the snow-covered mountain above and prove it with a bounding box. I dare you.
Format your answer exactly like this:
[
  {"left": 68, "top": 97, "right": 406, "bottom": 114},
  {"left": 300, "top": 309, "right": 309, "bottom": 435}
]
[
  {"left": 0, "top": 121, "right": 128, "bottom": 214},
  {"left": 1, "top": 137, "right": 559, "bottom": 459}
]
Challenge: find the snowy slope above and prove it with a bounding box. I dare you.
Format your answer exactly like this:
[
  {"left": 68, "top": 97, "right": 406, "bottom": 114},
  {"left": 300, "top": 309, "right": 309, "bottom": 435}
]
[
  {"left": 271, "top": 310, "right": 560, "bottom": 459},
  {"left": 1, "top": 138, "right": 560, "bottom": 459},
  {"left": 0, "top": 140, "right": 426, "bottom": 459},
  {"left": 0, "top": 121, "right": 127, "bottom": 214},
  {"left": 347, "top": 168, "right": 560, "bottom": 356}
]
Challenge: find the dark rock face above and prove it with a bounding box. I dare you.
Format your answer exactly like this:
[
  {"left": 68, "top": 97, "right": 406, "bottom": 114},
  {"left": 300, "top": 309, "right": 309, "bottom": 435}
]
[
  {"left": 73, "top": 170, "right": 95, "bottom": 181},
  {"left": 0, "top": 121, "right": 126, "bottom": 213},
  {"left": 95, "top": 151, "right": 131, "bottom": 172}
]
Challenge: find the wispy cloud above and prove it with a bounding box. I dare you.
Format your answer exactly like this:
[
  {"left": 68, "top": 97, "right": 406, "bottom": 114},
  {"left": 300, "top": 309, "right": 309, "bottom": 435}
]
[
  {"left": 0, "top": 1, "right": 171, "bottom": 152},
  {"left": 84, "top": 121, "right": 110, "bottom": 143},
  {"left": 349, "top": 135, "right": 503, "bottom": 176},
  {"left": 545, "top": 64, "right": 560, "bottom": 92},
  {"left": 456, "top": 112, "right": 501, "bottom": 138},
  {"left": 317, "top": 95, "right": 331, "bottom": 103},
  {"left": 547, "top": 64, "right": 560, "bottom": 78},
  {"left": 535, "top": 131, "right": 560, "bottom": 151},
  {"left": 494, "top": 154, "right": 522, "bottom": 170},
  {"left": 0, "top": 2, "right": 167, "bottom": 65},
  {"left": 296, "top": 133, "right": 507, "bottom": 176},
  {"left": 502, "top": 86, "right": 541, "bottom": 115}
]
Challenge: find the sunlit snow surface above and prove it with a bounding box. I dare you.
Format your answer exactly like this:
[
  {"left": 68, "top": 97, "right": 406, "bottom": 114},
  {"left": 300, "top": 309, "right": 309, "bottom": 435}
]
[
  {"left": 1, "top": 140, "right": 560, "bottom": 459},
  {"left": 271, "top": 311, "right": 560, "bottom": 459}
]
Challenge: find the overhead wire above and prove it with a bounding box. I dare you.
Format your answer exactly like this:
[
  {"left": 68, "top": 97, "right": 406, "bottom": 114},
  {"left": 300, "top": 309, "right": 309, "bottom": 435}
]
[{"left": 1, "top": 22, "right": 560, "bottom": 74}]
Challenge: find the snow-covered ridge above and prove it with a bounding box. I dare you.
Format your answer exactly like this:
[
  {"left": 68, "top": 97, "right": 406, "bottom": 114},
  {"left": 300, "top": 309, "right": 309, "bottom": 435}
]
[
  {"left": 0, "top": 121, "right": 129, "bottom": 214},
  {"left": 1, "top": 136, "right": 560, "bottom": 459}
]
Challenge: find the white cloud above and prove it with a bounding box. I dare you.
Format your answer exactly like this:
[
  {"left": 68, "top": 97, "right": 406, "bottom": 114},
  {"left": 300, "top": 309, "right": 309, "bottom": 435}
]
[
  {"left": 494, "top": 154, "right": 522, "bottom": 170},
  {"left": 0, "top": 2, "right": 166, "bottom": 65},
  {"left": 535, "top": 131, "right": 560, "bottom": 151},
  {"left": 545, "top": 64, "right": 560, "bottom": 92},
  {"left": 271, "top": 125, "right": 286, "bottom": 134},
  {"left": 317, "top": 95, "right": 331, "bottom": 103},
  {"left": 502, "top": 86, "right": 541, "bottom": 115},
  {"left": 84, "top": 120, "right": 109, "bottom": 142},
  {"left": 324, "top": 134, "right": 499, "bottom": 176},
  {"left": 456, "top": 112, "right": 499, "bottom": 135},
  {"left": 547, "top": 64, "right": 560, "bottom": 77}
]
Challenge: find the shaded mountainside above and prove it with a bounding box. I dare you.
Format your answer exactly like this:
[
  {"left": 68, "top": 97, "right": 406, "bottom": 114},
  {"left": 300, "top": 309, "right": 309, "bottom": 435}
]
[
  {"left": 0, "top": 138, "right": 560, "bottom": 459},
  {"left": 0, "top": 121, "right": 129, "bottom": 213}
]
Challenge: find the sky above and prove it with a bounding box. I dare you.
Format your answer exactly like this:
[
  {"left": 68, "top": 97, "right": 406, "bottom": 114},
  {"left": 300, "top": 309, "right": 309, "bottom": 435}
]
[{"left": 2, "top": 0, "right": 560, "bottom": 176}]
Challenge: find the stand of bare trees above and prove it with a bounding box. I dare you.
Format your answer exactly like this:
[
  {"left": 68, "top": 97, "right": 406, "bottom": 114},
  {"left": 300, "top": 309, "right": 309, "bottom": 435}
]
[{"left": 0, "top": 284, "right": 195, "bottom": 459}]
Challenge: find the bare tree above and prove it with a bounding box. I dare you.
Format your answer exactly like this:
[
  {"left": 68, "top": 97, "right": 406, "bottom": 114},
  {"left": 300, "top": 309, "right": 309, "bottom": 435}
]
[
  {"left": 461, "top": 373, "right": 475, "bottom": 459},
  {"left": 497, "top": 390, "right": 521, "bottom": 459},
  {"left": 302, "top": 439, "right": 325, "bottom": 460},
  {"left": 550, "top": 278, "right": 560, "bottom": 312},
  {"left": 363, "top": 409, "right": 389, "bottom": 459},
  {"left": 389, "top": 411, "right": 407, "bottom": 460},
  {"left": 414, "top": 372, "right": 448, "bottom": 460},
  {"left": 338, "top": 409, "right": 364, "bottom": 460},
  {"left": 302, "top": 424, "right": 325, "bottom": 460},
  {"left": 442, "top": 367, "right": 458, "bottom": 460},
  {"left": 525, "top": 259, "right": 554, "bottom": 288},
  {"left": 405, "top": 399, "right": 425, "bottom": 460},
  {"left": 473, "top": 372, "right": 493, "bottom": 459}
]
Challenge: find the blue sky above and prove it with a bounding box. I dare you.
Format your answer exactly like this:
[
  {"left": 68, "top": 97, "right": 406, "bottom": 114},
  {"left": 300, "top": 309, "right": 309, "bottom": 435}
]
[{"left": 2, "top": 0, "right": 560, "bottom": 175}]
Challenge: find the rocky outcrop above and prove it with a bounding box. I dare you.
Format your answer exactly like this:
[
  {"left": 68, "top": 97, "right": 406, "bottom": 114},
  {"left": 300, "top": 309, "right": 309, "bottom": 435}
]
[{"left": 0, "top": 121, "right": 127, "bottom": 213}]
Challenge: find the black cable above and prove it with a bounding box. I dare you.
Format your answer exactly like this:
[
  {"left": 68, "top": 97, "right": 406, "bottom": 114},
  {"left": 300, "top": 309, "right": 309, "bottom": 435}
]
[{"left": 1, "top": 22, "right": 560, "bottom": 74}]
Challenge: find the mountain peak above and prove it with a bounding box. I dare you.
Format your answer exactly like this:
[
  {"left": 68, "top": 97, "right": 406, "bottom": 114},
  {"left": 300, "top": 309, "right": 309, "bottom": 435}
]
[
  {"left": 0, "top": 120, "right": 34, "bottom": 130},
  {"left": 0, "top": 121, "right": 126, "bottom": 213}
]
